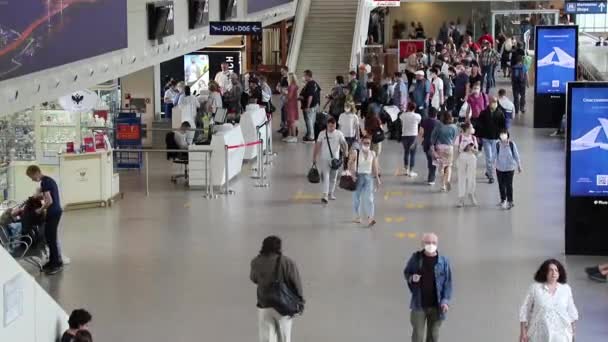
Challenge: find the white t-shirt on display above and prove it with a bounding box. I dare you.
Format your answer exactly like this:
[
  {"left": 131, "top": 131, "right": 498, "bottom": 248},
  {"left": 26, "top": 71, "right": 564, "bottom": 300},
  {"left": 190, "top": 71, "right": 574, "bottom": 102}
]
[
  {"left": 318, "top": 129, "right": 346, "bottom": 161},
  {"left": 431, "top": 77, "right": 444, "bottom": 109},
  {"left": 338, "top": 112, "right": 359, "bottom": 138},
  {"left": 401, "top": 111, "right": 422, "bottom": 137}
]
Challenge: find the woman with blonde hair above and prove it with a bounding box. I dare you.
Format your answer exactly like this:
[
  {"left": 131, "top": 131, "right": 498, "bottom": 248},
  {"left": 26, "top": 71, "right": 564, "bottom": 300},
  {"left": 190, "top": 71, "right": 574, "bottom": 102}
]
[
  {"left": 206, "top": 80, "right": 223, "bottom": 114},
  {"left": 283, "top": 72, "right": 300, "bottom": 143}
]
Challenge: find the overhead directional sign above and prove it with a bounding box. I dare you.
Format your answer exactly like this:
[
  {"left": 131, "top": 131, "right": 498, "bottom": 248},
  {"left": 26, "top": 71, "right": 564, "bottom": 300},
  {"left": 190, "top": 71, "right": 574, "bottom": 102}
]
[
  {"left": 565, "top": 1, "right": 607, "bottom": 14},
  {"left": 209, "top": 21, "right": 263, "bottom": 36}
]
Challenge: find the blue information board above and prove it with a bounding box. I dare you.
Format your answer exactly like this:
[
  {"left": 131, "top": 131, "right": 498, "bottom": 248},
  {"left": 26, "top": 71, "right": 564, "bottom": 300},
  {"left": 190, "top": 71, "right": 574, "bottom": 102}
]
[
  {"left": 535, "top": 26, "right": 578, "bottom": 95},
  {"left": 209, "top": 21, "right": 262, "bottom": 35},
  {"left": 565, "top": 2, "right": 607, "bottom": 14},
  {"left": 569, "top": 86, "right": 608, "bottom": 196}
]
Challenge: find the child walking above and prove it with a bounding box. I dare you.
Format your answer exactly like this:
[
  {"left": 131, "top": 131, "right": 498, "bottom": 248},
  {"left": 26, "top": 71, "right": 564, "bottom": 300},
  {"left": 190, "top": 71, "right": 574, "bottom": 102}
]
[{"left": 495, "top": 129, "right": 522, "bottom": 209}]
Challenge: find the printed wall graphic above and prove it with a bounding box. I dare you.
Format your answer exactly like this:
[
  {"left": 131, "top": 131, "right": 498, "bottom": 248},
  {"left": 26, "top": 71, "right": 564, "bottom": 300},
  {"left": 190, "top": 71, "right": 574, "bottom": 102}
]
[
  {"left": 569, "top": 86, "right": 608, "bottom": 196},
  {"left": 0, "top": 0, "right": 128, "bottom": 82},
  {"left": 535, "top": 26, "right": 577, "bottom": 94},
  {"left": 184, "top": 54, "right": 210, "bottom": 95}
]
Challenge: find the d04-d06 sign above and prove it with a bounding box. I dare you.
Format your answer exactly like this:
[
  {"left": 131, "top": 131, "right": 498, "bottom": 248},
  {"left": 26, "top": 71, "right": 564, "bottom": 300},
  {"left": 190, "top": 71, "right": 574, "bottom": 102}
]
[{"left": 209, "top": 21, "right": 262, "bottom": 35}]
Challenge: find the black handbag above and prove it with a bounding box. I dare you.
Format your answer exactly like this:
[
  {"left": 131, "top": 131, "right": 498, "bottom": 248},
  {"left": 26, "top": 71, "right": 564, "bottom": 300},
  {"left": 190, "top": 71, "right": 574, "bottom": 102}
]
[
  {"left": 307, "top": 164, "right": 320, "bottom": 183},
  {"left": 259, "top": 256, "right": 304, "bottom": 317},
  {"left": 326, "top": 130, "right": 343, "bottom": 170},
  {"left": 339, "top": 150, "right": 358, "bottom": 191},
  {"left": 371, "top": 128, "right": 385, "bottom": 144}
]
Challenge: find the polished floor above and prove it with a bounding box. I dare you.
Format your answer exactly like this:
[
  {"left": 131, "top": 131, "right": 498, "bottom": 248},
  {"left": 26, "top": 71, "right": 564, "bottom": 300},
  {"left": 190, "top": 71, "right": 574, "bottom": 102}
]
[{"left": 33, "top": 80, "right": 608, "bottom": 342}]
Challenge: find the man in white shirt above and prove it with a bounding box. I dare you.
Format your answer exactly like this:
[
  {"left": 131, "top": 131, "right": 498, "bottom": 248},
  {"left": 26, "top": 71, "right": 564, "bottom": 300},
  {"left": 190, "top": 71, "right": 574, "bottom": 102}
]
[
  {"left": 163, "top": 80, "right": 179, "bottom": 120},
  {"left": 312, "top": 117, "right": 348, "bottom": 204},
  {"left": 430, "top": 68, "right": 444, "bottom": 112},
  {"left": 214, "top": 62, "right": 233, "bottom": 94},
  {"left": 400, "top": 102, "right": 422, "bottom": 177},
  {"left": 497, "top": 88, "right": 515, "bottom": 130},
  {"left": 177, "top": 86, "right": 200, "bottom": 143},
  {"left": 174, "top": 121, "right": 192, "bottom": 149}
]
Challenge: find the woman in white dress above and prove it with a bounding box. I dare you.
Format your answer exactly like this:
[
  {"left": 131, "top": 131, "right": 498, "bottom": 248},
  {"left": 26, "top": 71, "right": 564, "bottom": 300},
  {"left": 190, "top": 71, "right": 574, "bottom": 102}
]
[{"left": 519, "top": 259, "right": 579, "bottom": 342}]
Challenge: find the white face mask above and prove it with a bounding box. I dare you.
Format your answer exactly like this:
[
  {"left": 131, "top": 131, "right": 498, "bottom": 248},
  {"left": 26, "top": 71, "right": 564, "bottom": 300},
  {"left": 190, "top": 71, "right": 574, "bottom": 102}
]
[
  {"left": 361, "top": 145, "right": 370, "bottom": 152},
  {"left": 472, "top": 88, "right": 480, "bottom": 94},
  {"left": 467, "top": 127, "right": 475, "bottom": 135},
  {"left": 500, "top": 133, "right": 508, "bottom": 141},
  {"left": 424, "top": 244, "right": 438, "bottom": 254}
]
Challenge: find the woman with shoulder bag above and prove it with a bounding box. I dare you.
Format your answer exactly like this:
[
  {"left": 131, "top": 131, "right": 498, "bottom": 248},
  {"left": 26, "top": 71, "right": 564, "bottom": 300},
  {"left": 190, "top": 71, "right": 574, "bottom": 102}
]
[
  {"left": 348, "top": 136, "right": 381, "bottom": 227},
  {"left": 251, "top": 236, "right": 304, "bottom": 342}
]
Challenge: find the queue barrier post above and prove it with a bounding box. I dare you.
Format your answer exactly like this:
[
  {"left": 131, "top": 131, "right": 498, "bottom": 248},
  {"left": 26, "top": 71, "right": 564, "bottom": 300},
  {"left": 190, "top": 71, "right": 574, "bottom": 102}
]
[
  {"left": 203, "top": 151, "right": 216, "bottom": 199},
  {"left": 255, "top": 138, "right": 268, "bottom": 188},
  {"left": 223, "top": 145, "right": 235, "bottom": 195},
  {"left": 145, "top": 152, "right": 150, "bottom": 197}
]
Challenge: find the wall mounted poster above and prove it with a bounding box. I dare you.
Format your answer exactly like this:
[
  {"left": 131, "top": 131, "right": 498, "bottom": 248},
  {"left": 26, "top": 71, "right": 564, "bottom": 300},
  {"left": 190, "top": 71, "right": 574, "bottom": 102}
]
[
  {"left": 0, "top": 0, "right": 128, "bottom": 82},
  {"left": 569, "top": 85, "right": 608, "bottom": 197},
  {"left": 535, "top": 26, "right": 577, "bottom": 95}
]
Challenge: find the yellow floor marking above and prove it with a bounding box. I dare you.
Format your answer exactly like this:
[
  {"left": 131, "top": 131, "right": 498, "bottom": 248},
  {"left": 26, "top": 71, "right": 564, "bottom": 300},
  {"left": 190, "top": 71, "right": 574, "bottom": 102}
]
[
  {"left": 395, "top": 232, "right": 407, "bottom": 239},
  {"left": 385, "top": 217, "right": 394, "bottom": 223},
  {"left": 385, "top": 216, "right": 406, "bottom": 223},
  {"left": 407, "top": 233, "right": 417, "bottom": 239},
  {"left": 184, "top": 202, "right": 191, "bottom": 208},
  {"left": 395, "top": 217, "right": 406, "bottom": 223},
  {"left": 293, "top": 191, "right": 323, "bottom": 200}
]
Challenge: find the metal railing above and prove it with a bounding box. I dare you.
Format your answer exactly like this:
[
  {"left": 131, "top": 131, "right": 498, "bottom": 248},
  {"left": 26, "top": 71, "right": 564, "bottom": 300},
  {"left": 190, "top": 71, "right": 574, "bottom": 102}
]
[{"left": 114, "top": 148, "right": 215, "bottom": 198}]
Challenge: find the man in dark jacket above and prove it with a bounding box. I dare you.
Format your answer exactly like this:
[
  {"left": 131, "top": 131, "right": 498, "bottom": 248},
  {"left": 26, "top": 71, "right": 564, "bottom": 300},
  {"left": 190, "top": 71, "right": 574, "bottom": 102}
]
[
  {"left": 477, "top": 96, "right": 506, "bottom": 184},
  {"left": 251, "top": 236, "right": 304, "bottom": 342}
]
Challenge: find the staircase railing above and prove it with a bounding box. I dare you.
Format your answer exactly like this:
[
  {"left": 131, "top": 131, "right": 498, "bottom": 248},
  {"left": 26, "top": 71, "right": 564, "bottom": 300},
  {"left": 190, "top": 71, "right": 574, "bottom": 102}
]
[{"left": 286, "top": 0, "right": 312, "bottom": 72}]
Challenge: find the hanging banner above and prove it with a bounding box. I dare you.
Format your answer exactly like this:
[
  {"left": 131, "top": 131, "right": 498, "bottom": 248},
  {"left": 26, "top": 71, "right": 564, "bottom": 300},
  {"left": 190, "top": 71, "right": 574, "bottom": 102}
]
[
  {"left": 373, "top": 0, "right": 401, "bottom": 7},
  {"left": 398, "top": 40, "right": 425, "bottom": 63},
  {"left": 58, "top": 90, "right": 102, "bottom": 113}
]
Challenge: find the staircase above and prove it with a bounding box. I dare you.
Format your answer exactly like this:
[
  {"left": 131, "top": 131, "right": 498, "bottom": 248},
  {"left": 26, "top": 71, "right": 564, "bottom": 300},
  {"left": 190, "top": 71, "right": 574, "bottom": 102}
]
[{"left": 295, "top": 0, "right": 359, "bottom": 99}]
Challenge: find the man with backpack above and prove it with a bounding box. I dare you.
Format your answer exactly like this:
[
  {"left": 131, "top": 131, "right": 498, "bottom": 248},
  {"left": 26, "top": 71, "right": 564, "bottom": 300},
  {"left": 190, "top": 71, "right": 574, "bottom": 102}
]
[
  {"left": 299, "top": 70, "right": 321, "bottom": 142},
  {"left": 477, "top": 96, "right": 506, "bottom": 184},
  {"left": 511, "top": 55, "right": 527, "bottom": 115}
]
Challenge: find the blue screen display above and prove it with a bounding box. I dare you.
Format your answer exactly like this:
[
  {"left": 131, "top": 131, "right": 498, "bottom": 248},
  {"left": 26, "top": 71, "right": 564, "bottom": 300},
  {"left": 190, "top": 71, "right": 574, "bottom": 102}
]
[
  {"left": 0, "top": 0, "right": 128, "bottom": 82},
  {"left": 536, "top": 27, "right": 577, "bottom": 94},
  {"left": 569, "top": 87, "right": 608, "bottom": 196}
]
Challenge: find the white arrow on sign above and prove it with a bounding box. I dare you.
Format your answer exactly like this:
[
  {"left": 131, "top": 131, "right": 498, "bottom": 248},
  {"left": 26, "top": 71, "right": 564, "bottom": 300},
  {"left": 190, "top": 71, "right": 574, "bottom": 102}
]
[
  {"left": 600, "top": 3, "right": 606, "bottom": 11},
  {"left": 252, "top": 26, "right": 261, "bottom": 33}
]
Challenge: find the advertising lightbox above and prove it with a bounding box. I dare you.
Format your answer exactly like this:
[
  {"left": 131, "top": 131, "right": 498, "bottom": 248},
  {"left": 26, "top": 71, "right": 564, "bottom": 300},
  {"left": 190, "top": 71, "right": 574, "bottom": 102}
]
[
  {"left": 535, "top": 26, "right": 577, "bottom": 95},
  {"left": 565, "top": 82, "right": 608, "bottom": 255},
  {"left": 0, "top": 0, "right": 128, "bottom": 82}
]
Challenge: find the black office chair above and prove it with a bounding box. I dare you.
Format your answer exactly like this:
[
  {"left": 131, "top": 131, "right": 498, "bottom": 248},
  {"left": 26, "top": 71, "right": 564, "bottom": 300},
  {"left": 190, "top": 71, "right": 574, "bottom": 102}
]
[{"left": 165, "top": 132, "right": 189, "bottom": 183}]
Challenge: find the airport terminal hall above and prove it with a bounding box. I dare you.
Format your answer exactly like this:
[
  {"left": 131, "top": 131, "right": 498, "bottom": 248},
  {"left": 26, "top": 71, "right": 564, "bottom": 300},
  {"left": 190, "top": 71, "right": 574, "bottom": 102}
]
[{"left": 3, "top": 0, "right": 608, "bottom": 341}]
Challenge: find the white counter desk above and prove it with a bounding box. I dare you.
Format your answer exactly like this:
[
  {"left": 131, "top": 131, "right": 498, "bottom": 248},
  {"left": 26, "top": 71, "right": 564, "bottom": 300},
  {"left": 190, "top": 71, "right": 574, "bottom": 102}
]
[
  {"left": 188, "top": 124, "right": 245, "bottom": 188},
  {"left": 58, "top": 150, "right": 120, "bottom": 208}
]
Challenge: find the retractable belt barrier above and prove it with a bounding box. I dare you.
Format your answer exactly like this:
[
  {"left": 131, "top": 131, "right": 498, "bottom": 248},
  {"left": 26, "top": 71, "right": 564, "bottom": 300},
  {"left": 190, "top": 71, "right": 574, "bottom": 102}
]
[{"left": 114, "top": 148, "right": 215, "bottom": 199}]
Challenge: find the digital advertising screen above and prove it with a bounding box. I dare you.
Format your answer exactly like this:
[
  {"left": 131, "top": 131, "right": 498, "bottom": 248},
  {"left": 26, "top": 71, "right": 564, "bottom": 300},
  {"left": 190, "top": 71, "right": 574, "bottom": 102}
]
[
  {"left": 0, "top": 0, "right": 128, "bottom": 82},
  {"left": 535, "top": 26, "right": 577, "bottom": 95},
  {"left": 184, "top": 54, "right": 210, "bottom": 95},
  {"left": 568, "top": 85, "right": 608, "bottom": 197},
  {"left": 248, "top": 0, "right": 293, "bottom": 14}
]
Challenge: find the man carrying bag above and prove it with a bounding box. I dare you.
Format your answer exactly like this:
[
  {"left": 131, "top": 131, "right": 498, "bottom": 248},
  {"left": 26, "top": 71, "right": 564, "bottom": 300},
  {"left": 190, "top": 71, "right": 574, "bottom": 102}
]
[{"left": 251, "top": 236, "right": 304, "bottom": 342}]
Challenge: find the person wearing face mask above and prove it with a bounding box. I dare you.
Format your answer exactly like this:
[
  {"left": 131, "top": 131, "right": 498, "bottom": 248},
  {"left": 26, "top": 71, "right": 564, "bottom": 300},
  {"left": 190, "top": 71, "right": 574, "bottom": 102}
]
[
  {"left": 466, "top": 81, "right": 488, "bottom": 121},
  {"left": 392, "top": 72, "right": 409, "bottom": 112},
  {"left": 454, "top": 122, "right": 479, "bottom": 207},
  {"left": 429, "top": 68, "right": 444, "bottom": 112},
  {"left": 410, "top": 70, "right": 431, "bottom": 118},
  {"left": 403, "top": 233, "right": 453, "bottom": 342},
  {"left": 477, "top": 97, "right": 506, "bottom": 184},
  {"left": 495, "top": 130, "right": 522, "bottom": 209},
  {"left": 312, "top": 117, "right": 348, "bottom": 204},
  {"left": 452, "top": 64, "right": 469, "bottom": 118},
  {"left": 348, "top": 135, "right": 381, "bottom": 227}
]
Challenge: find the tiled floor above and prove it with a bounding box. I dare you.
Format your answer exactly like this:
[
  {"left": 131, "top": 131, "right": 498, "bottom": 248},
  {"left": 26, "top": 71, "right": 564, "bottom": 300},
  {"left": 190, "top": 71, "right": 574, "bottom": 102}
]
[{"left": 33, "top": 78, "right": 608, "bottom": 342}]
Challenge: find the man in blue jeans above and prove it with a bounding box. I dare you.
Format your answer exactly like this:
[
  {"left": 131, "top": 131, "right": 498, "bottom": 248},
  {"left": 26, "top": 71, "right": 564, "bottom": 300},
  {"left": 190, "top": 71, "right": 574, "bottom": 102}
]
[
  {"left": 26, "top": 165, "right": 64, "bottom": 275},
  {"left": 476, "top": 96, "right": 506, "bottom": 183},
  {"left": 299, "top": 70, "right": 321, "bottom": 142},
  {"left": 404, "top": 233, "right": 453, "bottom": 342}
]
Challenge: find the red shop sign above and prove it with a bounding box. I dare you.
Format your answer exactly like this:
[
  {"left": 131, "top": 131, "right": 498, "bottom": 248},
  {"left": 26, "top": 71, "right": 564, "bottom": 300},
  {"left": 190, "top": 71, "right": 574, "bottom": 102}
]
[
  {"left": 398, "top": 40, "right": 425, "bottom": 61},
  {"left": 116, "top": 124, "right": 141, "bottom": 140}
]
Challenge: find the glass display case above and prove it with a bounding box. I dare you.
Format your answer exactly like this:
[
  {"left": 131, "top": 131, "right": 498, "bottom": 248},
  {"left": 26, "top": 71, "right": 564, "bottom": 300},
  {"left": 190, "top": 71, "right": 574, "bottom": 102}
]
[
  {"left": 0, "top": 110, "right": 36, "bottom": 162},
  {"left": 38, "top": 106, "right": 79, "bottom": 159}
]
